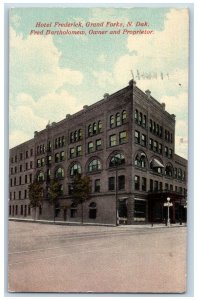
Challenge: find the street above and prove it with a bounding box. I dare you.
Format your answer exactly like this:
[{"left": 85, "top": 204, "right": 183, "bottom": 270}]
[{"left": 8, "top": 221, "right": 187, "bottom": 293}]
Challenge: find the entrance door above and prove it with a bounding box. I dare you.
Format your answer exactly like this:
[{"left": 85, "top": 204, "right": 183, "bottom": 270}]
[{"left": 118, "top": 199, "right": 127, "bottom": 224}]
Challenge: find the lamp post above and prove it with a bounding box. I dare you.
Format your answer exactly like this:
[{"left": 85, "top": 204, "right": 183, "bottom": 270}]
[
  {"left": 164, "top": 197, "right": 173, "bottom": 227},
  {"left": 114, "top": 156, "right": 120, "bottom": 226}
]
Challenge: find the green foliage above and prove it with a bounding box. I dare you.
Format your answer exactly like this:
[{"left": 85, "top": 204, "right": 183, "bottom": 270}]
[
  {"left": 28, "top": 181, "right": 44, "bottom": 208},
  {"left": 48, "top": 180, "right": 61, "bottom": 205},
  {"left": 71, "top": 174, "right": 91, "bottom": 205}
]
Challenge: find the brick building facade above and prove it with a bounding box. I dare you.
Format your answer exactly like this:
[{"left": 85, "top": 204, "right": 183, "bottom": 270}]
[{"left": 9, "top": 80, "right": 187, "bottom": 225}]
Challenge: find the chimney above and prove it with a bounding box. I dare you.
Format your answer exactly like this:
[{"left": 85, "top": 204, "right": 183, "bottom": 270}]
[
  {"left": 83, "top": 105, "right": 88, "bottom": 109},
  {"left": 145, "top": 89, "right": 151, "bottom": 98},
  {"left": 161, "top": 103, "right": 166, "bottom": 111},
  {"left": 103, "top": 93, "right": 109, "bottom": 100},
  {"left": 129, "top": 80, "right": 136, "bottom": 87},
  {"left": 66, "top": 114, "right": 71, "bottom": 118}
]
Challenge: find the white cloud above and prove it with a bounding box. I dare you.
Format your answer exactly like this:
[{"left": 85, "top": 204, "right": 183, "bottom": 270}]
[
  {"left": 9, "top": 130, "right": 32, "bottom": 149},
  {"left": 97, "top": 53, "right": 107, "bottom": 64},
  {"left": 92, "top": 70, "right": 115, "bottom": 88},
  {"left": 10, "top": 27, "right": 83, "bottom": 100}
]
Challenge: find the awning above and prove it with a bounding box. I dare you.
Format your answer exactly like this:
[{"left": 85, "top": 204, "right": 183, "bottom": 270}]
[{"left": 152, "top": 158, "right": 164, "bottom": 168}]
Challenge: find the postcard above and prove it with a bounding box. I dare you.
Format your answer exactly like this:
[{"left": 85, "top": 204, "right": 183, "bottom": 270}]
[{"left": 8, "top": 6, "right": 188, "bottom": 293}]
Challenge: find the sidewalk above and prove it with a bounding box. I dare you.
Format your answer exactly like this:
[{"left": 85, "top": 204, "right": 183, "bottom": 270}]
[{"left": 8, "top": 217, "right": 187, "bottom": 229}]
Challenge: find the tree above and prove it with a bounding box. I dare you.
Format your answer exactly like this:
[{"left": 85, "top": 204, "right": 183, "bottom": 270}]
[
  {"left": 47, "top": 179, "right": 61, "bottom": 222},
  {"left": 71, "top": 174, "right": 91, "bottom": 224},
  {"left": 28, "top": 181, "right": 44, "bottom": 220}
]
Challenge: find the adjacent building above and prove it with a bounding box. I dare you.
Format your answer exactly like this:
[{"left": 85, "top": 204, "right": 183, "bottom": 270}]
[{"left": 9, "top": 80, "right": 187, "bottom": 225}]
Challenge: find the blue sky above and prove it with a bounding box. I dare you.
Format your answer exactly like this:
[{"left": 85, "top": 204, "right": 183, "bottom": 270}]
[{"left": 9, "top": 7, "right": 188, "bottom": 158}]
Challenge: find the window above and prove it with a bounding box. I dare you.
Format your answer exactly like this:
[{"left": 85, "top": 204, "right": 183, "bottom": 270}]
[
  {"left": 47, "top": 169, "right": 51, "bottom": 181},
  {"left": 118, "top": 175, "right": 125, "bottom": 190},
  {"left": 61, "top": 136, "right": 65, "bottom": 146},
  {"left": 15, "top": 155, "right": 17, "bottom": 162},
  {"left": 70, "top": 148, "right": 75, "bottom": 158},
  {"left": 15, "top": 166, "right": 17, "bottom": 173},
  {"left": 116, "top": 113, "right": 121, "bottom": 126},
  {"left": 20, "top": 165, "right": 22, "bottom": 172},
  {"left": 174, "top": 168, "right": 178, "bottom": 178},
  {"left": 165, "top": 146, "right": 168, "bottom": 157},
  {"left": 153, "top": 141, "right": 158, "bottom": 152},
  {"left": 149, "top": 119, "right": 152, "bottom": 132},
  {"left": 135, "top": 153, "right": 146, "bottom": 168},
  {"left": 41, "top": 158, "right": 45, "bottom": 167},
  {"left": 47, "top": 155, "right": 52, "bottom": 166},
  {"left": 110, "top": 115, "right": 115, "bottom": 128},
  {"left": 88, "top": 124, "right": 92, "bottom": 137},
  {"left": 178, "top": 168, "right": 182, "bottom": 180},
  {"left": 10, "top": 178, "right": 12, "bottom": 187},
  {"left": 25, "top": 162, "right": 28, "bottom": 170},
  {"left": 70, "top": 132, "right": 74, "bottom": 143},
  {"left": 159, "top": 126, "right": 163, "bottom": 137},
  {"left": 150, "top": 179, "right": 153, "bottom": 191},
  {"left": 19, "top": 176, "right": 22, "bottom": 185},
  {"left": 98, "top": 120, "right": 102, "bottom": 132},
  {"left": 134, "top": 200, "right": 146, "bottom": 219},
  {"left": 74, "top": 131, "right": 78, "bottom": 142},
  {"left": 134, "top": 175, "right": 140, "bottom": 190},
  {"left": 14, "top": 177, "right": 16, "bottom": 186},
  {"left": 15, "top": 205, "right": 18, "bottom": 215},
  {"left": 88, "top": 141, "right": 94, "bottom": 153},
  {"left": 108, "top": 177, "right": 115, "bottom": 191},
  {"left": 170, "top": 184, "right": 173, "bottom": 191},
  {"left": 19, "top": 191, "right": 21, "bottom": 199},
  {"left": 159, "top": 182, "right": 163, "bottom": 191},
  {"left": 165, "top": 183, "right": 169, "bottom": 190},
  {"left": 59, "top": 184, "right": 64, "bottom": 196},
  {"left": 135, "top": 109, "right": 138, "bottom": 123},
  {"left": 24, "top": 190, "right": 27, "bottom": 199},
  {"left": 30, "top": 161, "right": 33, "bottom": 169},
  {"left": 149, "top": 138, "right": 153, "bottom": 150},
  {"left": 20, "top": 153, "right": 23, "bottom": 160},
  {"left": 26, "top": 151, "right": 28, "bottom": 158},
  {"left": 60, "top": 151, "right": 65, "bottom": 161},
  {"left": 109, "top": 134, "right": 116, "bottom": 147},
  {"left": 142, "top": 115, "right": 146, "bottom": 128},
  {"left": 158, "top": 143, "right": 162, "bottom": 154},
  {"left": 135, "top": 131, "right": 140, "bottom": 144},
  {"left": 76, "top": 146, "right": 82, "bottom": 157},
  {"left": 169, "top": 148, "right": 173, "bottom": 159},
  {"left": 37, "top": 171, "right": 44, "bottom": 182},
  {"left": 47, "top": 141, "right": 52, "bottom": 152},
  {"left": 55, "top": 153, "right": 60, "bottom": 163},
  {"left": 94, "top": 179, "right": 100, "bottom": 192},
  {"left": 25, "top": 175, "right": 27, "bottom": 184},
  {"left": 37, "top": 159, "right": 41, "bottom": 168},
  {"left": 89, "top": 202, "right": 97, "bottom": 219},
  {"left": 88, "top": 159, "right": 102, "bottom": 172},
  {"left": 156, "top": 124, "right": 159, "bottom": 135},
  {"left": 142, "top": 177, "right": 147, "bottom": 191},
  {"left": 78, "top": 129, "right": 83, "bottom": 140},
  {"left": 29, "top": 174, "right": 32, "bottom": 183},
  {"left": 139, "top": 112, "right": 142, "bottom": 125},
  {"left": 141, "top": 134, "right": 146, "bottom": 147},
  {"left": 70, "top": 203, "right": 77, "bottom": 218},
  {"left": 20, "top": 205, "right": 23, "bottom": 215},
  {"left": 96, "top": 139, "right": 102, "bottom": 151},
  {"left": 109, "top": 153, "right": 125, "bottom": 167},
  {"left": 70, "top": 163, "right": 81, "bottom": 176},
  {"left": 93, "top": 123, "right": 97, "bottom": 135},
  {"left": 119, "top": 131, "right": 127, "bottom": 144},
  {"left": 165, "top": 164, "right": 173, "bottom": 177},
  {"left": 55, "top": 167, "right": 64, "bottom": 179},
  {"left": 122, "top": 110, "right": 127, "bottom": 124},
  {"left": 154, "top": 181, "right": 158, "bottom": 191},
  {"left": 28, "top": 205, "right": 31, "bottom": 215},
  {"left": 170, "top": 133, "right": 173, "bottom": 143}
]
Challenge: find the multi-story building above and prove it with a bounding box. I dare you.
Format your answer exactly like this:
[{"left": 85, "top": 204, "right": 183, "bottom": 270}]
[{"left": 9, "top": 80, "right": 187, "bottom": 225}]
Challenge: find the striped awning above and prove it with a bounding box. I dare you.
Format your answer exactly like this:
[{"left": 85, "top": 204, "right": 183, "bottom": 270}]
[{"left": 152, "top": 158, "right": 164, "bottom": 168}]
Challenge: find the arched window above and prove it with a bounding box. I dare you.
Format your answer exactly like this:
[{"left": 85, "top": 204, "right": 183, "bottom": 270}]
[
  {"left": 74, "top": 130, "right": 78, "bottom": 141},
  {"left": 37, "top": 171, "right": 44, "bottom": 182},
  {"left": 122, "top": 110, "right": 127, "bottom": 123},
  {"left": 110, "top": 115, "right": 115, "bottom": 128},
  {"left": 98, "top": 120, "right": 102, "bottom": 132},
  {"left": 78, "top": 128, "right": 82, "bottom": 140},
  {"left": 135, "top": 153, "right": 146, "bottom": 168},
  {"left": 165, "top": 163, "right": 173, "bottom": 177},
  {"left": 88, "top": 124, "right": 92, "bottom": 136},
  {"left": 93, "top": 123, "right": 97, "bottom": 134},
  {"left": 70, "top": 132, "right": 74, "bottom": 143},
  {"left": 135, "top": 109, "right": 138, "bottom": 122},
  {"left": 88, "top": 159, "right": 102, "bottom": 172},
  {"left": 55, "top": 153, "right": 60, "bottom": 163},
  {"left": 55, "top": 167, "right": 64, "bottom": 179},
  {"left": 109, "top": 153, "right": 125, "bottom": 167},
  {"left": 116, "top": 113, "right": 121, "bottom": 126},
  {"left": 178, "top": 168, "right": 182, "bottom": 180},
  {"left": 70, "top": 163, "right": 81, "bottom": 176},
  {"left": 89, "top": 202, "right": 97, "bottom": 219}
]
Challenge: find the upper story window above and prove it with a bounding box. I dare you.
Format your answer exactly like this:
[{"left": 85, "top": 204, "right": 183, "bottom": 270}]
[
  {"left": 165, "top": 146, "right": 168, "bottom": 157},
  {"left": 88, "top": 122, "right": 102, "bottom": 137},
  {"left": 141, "top": 134, "right": 146, "bottom": 147},
  {"left": 98, "top": 120, "right": 102, "bottom": 132},
  {"left": 119, "top": 131, "right": 127, "bottom": 144},
  {"left": 20, "top": 153, "right": 23, "bottom": 160},
  {"left": 142, "top": 115, "right": 146, "bottom": 128},
  {"left": 37, "top": 171, "right": 44, "bottom": 182},
  {"left": 150, "top": 158, "right": 164, "bottom": 174},
  {"left": 70, "top": 148, "right": 75, "bottom": 158},
  {"left": 135, "top": 130, "right": 140, "bottom": 144},
  {"left": 134, "top": 175, "right": 140, "bottom": 190},
  {"left": 55, "top": 153, "right": 60, "bottom": 163},
  {"left": 88, "top": 141, "right": 94, "bottom": 153},
  {"left": 135, "top": 153, "right": 146, "bottom": 168},
  {"left": 165, "top": 163, "right": 173, "bottom": 177},
  {"left": 55, "top": 167, "right": 64, "bottom": 179},
  {"left": 110, "top": 115, "right": 115, "bottom": 128},
  {"left": 70, "top": 163, "right": 81, "bottom": 176},
  {"left": 109, "top": 153, "right": 125, "bottom": 168},
  {"left": 94, "top": 179, "right": 100, "bottom": 193},
  {"left": 178, "top": 168, "right": 182, "bottom": 180},
  {"left": 76, "top": 145, "right": 82, "bottom": 157},
  {"left": 60, "top": 151, "right": 65, "bottom": 161},
  {"left": 26, "top": 151, "right": 29, "bottom": 158},
  {"left": 96, "top": 139, "right": 102, "bottom": 151},
  {"left": 135, "top": 110, "right": 138, "bottom": 123},
  {"left": 93, "top": 123, "right": 97, "bottom": 135},
  {"left": 122, "top": 110, "right": 127, "bottom": 124},
  {"left": 109, "top": 134, "right": 117, "bottom": 147},
  {"left": 88, "top": 124, "right": 92, "bottom": 137},
  {"left": 88, "top": 159, "right": 102, "bottom": 173},
  {"left": 116, "top": 113, "right": 121, "bottom": 126}
]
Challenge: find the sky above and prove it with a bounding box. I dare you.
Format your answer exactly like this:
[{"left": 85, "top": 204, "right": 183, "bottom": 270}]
[{"left": 9, "top": 7, "right": 189, "bottom": 158}]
